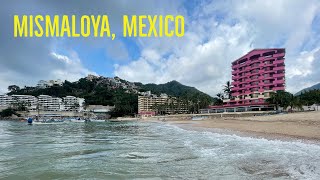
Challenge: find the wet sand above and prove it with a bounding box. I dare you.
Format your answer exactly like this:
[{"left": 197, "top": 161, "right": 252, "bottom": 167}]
[{"left": 165, "top": 111, "right": 320, "bottom": 141}]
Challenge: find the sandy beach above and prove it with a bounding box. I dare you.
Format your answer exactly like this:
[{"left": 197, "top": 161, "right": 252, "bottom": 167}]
[{"left": 165, "top": 111, "right": 320, "bottom": 141}]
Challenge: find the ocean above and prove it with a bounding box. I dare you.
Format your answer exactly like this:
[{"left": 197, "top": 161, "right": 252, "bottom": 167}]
[{"left": 0, "top": 120, "right": 319, "bottom": 179}]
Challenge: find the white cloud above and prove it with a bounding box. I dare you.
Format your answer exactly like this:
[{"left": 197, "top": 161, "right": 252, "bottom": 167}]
[
  {"left": 115, "top": 0, "right": 320, "bottom": 96},
  {"left": 50, "top": 51, "right": 97, "bottom": 82},
  {"left": 1, "top": 0, "right": 320, "bottom": 96},
  {"left": 286, "top": 47, "right": 320, "bottom": 93}
]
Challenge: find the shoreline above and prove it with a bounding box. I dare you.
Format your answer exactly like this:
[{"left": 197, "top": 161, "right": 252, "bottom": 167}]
[
  {"left": 170, "top": 121, "right": 320, "bottom": 144},
  {"left": 149, "top": 111, "right": 320, "bottom": 142},
  {"left": 3, "top": 111, "right": 320, "bottom": 142}
]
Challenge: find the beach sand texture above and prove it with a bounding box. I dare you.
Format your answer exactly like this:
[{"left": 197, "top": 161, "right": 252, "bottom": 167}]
[{"left": 167, "top": 111, "right": 320, "bottom": 140}]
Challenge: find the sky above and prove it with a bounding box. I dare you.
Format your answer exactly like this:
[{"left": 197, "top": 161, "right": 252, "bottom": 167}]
[{"left": 0, "top": 0, "right": 320, "bottom": 96}]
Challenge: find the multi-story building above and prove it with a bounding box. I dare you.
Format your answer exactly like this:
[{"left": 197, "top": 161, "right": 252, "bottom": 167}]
[
  {"left": 138, "top": 92, "right": 188, "bottom": 117},
  {"left": 0, "top": 94, "right": 85, "bottom": 112},
  {"left": 38, "top": 95, "right": 62, "bottom": 111},
  {"left": 0, "top": 95, "right": 38, "bottom": 111},
  {"left": 0, "top": 95, "right": 13, "bottom": 107},
  {"left": 61, "top": 96, "right": 85, "bottom": 112},
  {"left": 204, "top": 48, "right": 285, "bottom": 113},
  {"left": 11, "top": 95, "right": 38, "bottom": 111}
]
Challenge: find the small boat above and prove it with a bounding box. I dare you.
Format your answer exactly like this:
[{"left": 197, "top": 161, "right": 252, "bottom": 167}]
[
  {"left": 32, "top": 121, "right": 66, "bottom": 125},
  {"left": 88, "top": 119, "right": 106, "bottom": 122}
]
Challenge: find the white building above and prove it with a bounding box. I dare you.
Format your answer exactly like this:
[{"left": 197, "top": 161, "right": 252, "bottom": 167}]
[
  {"left": 86, "top": 74, "right": 99, "bottom": 81},
  {"left": 61, "top": 96, "right": 85, "bottom": 112},
  {"left": 0, "top": 95, "right": 13, "bottom": 107},
  {"left": 38, "top": 95, "right": 62, "bottom": 111},
  {"left": 37, "top": 79, "right": 63, "bottom": 89},
  {"left": 138, "top": 92, "right": 188, "bottom": 116},
  {"left": 0, "top": 94, "right": 85, "bottom": 112},
  {"left": 0, "top": 94, "right": 38, "bottom": 111},
  {"left": 12, "top": 95, "right": 38, "bottom": 111}
]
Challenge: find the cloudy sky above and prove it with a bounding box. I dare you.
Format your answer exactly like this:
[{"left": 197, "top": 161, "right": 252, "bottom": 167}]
[{"left": 0, "top": 0, "right": 319, "bottom": 96}]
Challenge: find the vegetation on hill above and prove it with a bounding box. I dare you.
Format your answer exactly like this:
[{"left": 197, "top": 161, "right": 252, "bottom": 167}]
[
  {"left": 295, "top": 83, "right": 320, "bottom": 95},
  {"left": 7, "top": 77, "right": 214, "bottom": 116},
  {"left": 140, "top": 80, "right": 214, "bottom": 109},
  {"left": 0, "top": 108, "right": 20, "bottom": 118},
  {"left": 298, "top": 89, "right": 320, "bottom": 105}
]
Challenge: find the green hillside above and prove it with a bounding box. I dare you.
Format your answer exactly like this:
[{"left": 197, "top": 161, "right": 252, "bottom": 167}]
[{"left": 7, "top": 77, "right": 214, "bottom": 116}]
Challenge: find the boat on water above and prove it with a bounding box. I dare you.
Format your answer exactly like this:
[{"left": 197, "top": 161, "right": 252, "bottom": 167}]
[
  {"left": 29, "top": 118, "right": 66, "bottom": 125},
  {"left": 32, "top": 121, "right": 66, "bottom": 125},
  {"left": 87, "top": 119, "right": 106, "bottom": 122},
  {"left": 70, "top": 119, "right": 86, "bottom": 123}
]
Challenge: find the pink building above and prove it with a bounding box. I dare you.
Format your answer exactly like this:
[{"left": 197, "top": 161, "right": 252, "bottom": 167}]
[{"left": 205, "top": 48, "right": 285, "bottom": 112}]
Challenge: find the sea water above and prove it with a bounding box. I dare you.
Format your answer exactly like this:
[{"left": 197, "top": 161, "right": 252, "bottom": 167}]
[{"left": 0, "top": 120, "right": 319, "bottom": 179}]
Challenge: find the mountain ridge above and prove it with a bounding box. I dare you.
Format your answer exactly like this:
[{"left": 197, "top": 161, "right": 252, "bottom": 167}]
[{"left": 295, "top": 82, "right": 320, "bottom": 96}]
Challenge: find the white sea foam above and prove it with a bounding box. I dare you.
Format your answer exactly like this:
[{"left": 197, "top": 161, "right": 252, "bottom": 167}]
[{"left": 162, "top": 123, "right": 320, "bottom": 179}]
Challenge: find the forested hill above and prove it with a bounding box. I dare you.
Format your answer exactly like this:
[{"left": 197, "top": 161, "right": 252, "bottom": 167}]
[
  {"left": 141, "top": 80, "right": 212, "bottom": 100},
  {"left": 7, "top": 76, "right": 213, "bottom": 116},
  {"left": 295, "top": 83, "right": 320, "bottom": 96}
]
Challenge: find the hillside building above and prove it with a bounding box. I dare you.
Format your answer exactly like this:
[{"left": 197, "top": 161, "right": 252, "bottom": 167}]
[
  {"left": 138, "top": 92, "right": 188, "bottom": 117},
  {"left": 0, "top": 94, "right": 84, "bottom": 112},
  {"left": 37, "top": 79, "right": 63, "bottom": 89}
]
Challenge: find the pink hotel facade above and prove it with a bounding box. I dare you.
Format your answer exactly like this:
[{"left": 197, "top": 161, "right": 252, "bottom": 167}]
[{"left": 205, "top": 48, "right": 286, "bottom": 113}]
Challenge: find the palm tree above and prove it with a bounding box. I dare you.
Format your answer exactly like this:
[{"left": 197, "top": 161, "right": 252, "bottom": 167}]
[
  {"left": 266, "top": 90, "right": 290, "bottom": 110},
  {"left": 216, "top": 93, "right": 224, "bottom": 100},
  {"left": 287, "top": 94, "right": 303, "bottom": 111},
  {"left": 223, "top": 81, "right": 232, "bottom": 99}
]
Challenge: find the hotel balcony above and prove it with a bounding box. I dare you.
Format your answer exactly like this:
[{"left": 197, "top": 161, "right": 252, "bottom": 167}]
[
  {"left": 231, "top": 76, "right": 239, "bottom": 82},
  {"left": 274, "top": 66, "right": 285, "bottom": 71},
  {"left": 274, "top": 59, "right": 285, "bottom": 64},
  {"left": 239, "top": 62, "right": 247, "bottom": 68},
  {"left": 274, "top": 79, "right": 285, "bottom": 84},
  {"left": 273, "top": 73, "right": 284, "bottom": 78},
  {"left": 263, "top": 69, "right": 274, "bottom": 74},
  {"left": 232, "top": 70, "right": 239, "bottom": 75},
  {"left": 231, "top": 81, "right": 239, "bottom": 86},
  {"left": 245, "top": 78, "right": 252, "bottom": 83},
  {"left": 273, "top": 87, "right": 285, "bottom": 91},
  {"left": 264, "top": 63, "right": 275, "bottom": 67},
  {"left": 273, "top": 52, "right": 285, "bottom": 58},
  {"left": 238, "top": 69, "right": 247, "bottom": 74},
  {"left": 250, "top": 72, "right": 260, "bottom": 76},
  {"left": 232, "top": 87, "right": 240, "bottom": 91},
  {"left": 232, "top": 64, "right": 239, "bottom": 68},
  {"left": 248, "top": 84, "right": 260, "bottom": 89},
  {"left": 247, "top": 66, "right": 260, "bottom": 72},
  {"left": 232, "top": 92, "right": 240, "bottom": 96},
  {"left": 250, "top": 58, "right": 259, "bottom": 62},
  {"left": 263, "top": 76, "right": 275, "bottom": 80}
]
